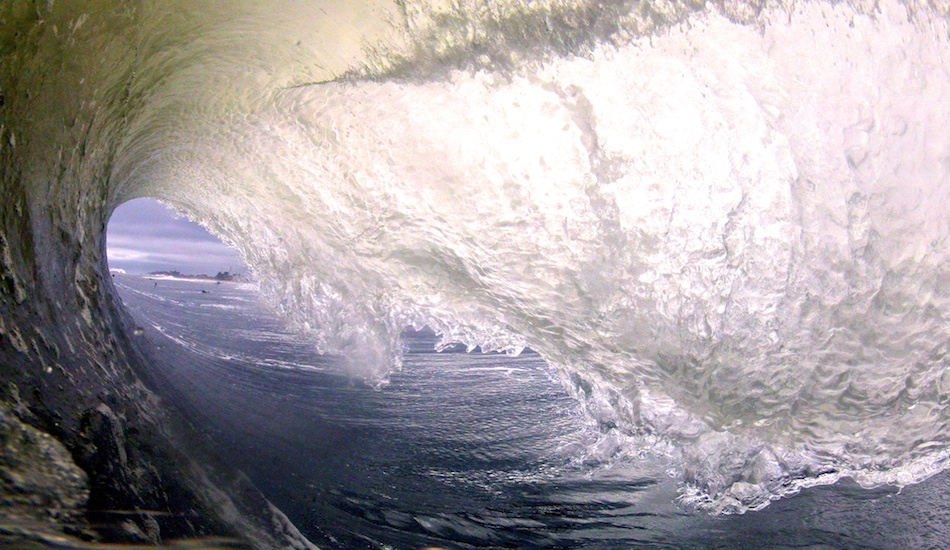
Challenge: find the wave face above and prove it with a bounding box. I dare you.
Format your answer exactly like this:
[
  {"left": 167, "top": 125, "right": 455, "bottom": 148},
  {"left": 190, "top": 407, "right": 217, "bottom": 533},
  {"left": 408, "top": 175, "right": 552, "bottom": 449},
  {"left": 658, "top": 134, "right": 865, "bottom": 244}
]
[{"left": 3, "top": 0, "right": 949, "bottom": 524}]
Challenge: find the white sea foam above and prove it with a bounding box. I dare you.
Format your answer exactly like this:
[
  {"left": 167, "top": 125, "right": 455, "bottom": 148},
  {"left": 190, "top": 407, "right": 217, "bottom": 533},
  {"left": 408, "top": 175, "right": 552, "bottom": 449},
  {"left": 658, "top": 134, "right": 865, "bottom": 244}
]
[{"left": 106, "top": 0, "right": 950, "bottom": 512}]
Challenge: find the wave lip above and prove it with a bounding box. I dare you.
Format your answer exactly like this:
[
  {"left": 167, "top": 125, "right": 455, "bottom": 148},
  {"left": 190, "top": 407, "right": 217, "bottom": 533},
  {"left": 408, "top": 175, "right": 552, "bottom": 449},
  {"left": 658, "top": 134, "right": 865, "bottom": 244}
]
[{"left": 225, "top": 0, "right": 947, "bottom": 513}]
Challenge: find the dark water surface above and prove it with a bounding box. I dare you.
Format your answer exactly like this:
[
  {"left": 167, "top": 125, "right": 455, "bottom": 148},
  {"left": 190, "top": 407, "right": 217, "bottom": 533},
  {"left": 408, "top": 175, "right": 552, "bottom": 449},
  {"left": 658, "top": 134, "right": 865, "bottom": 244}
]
[{"left": 114, "top": 275, "right": 950, "bottom": 549}]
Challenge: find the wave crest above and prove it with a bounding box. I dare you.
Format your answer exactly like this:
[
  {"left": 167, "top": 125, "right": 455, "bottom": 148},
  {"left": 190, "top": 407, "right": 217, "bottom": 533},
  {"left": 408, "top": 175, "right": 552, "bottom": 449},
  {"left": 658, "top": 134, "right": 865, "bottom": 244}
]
[{"left": 118, "top": 0, "right": 950, "bottom": 512}]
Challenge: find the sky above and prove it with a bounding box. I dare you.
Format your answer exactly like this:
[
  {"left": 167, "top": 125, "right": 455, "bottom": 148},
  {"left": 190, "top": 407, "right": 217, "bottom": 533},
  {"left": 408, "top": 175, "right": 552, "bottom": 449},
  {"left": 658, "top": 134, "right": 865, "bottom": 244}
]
[{"left": 107, "top": 198, "right": 247, "bottom": 275}]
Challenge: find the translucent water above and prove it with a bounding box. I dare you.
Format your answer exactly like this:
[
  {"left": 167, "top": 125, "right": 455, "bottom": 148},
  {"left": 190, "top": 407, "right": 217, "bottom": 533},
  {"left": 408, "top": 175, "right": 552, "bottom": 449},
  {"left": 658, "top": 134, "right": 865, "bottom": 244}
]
[{"left": 117, "top": 0, "right": 949, "bottom": 510}]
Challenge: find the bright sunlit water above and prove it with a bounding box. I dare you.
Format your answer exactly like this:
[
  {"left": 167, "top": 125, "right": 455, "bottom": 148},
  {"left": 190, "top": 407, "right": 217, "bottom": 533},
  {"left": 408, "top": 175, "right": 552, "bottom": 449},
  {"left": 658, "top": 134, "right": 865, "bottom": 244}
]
[{"left": 115, "top": 1, "right": 948, "bottom": 512}]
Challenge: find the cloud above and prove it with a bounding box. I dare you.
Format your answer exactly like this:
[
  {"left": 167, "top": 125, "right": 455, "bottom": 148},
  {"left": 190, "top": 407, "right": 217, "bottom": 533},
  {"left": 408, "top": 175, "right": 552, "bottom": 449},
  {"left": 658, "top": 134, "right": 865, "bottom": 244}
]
[{"left": 107, "top": 198, "right": 246, "bottom": 275}]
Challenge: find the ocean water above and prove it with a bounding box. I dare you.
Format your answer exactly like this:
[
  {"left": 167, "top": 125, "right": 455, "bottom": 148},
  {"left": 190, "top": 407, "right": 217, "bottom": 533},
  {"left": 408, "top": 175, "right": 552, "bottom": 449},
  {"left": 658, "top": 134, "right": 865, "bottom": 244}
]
[
  {"left": 113, "top": 274, "right": 950, "bottom": 548},
  {"left": 124, "top": 0, "right": 950, "bottom": 515},
  {"left": 2, "top": 0, "right": 949, "bottom": 545}
]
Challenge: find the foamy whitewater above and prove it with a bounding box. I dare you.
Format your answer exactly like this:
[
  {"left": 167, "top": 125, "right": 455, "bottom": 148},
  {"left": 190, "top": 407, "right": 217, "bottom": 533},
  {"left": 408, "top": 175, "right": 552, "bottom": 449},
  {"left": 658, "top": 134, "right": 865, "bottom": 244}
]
[
  {"left": 1, "top": 0, "right": 948, "bottom": 543},
  {"left": 138, "top": 0, "right": 950, "bottom": 513}
]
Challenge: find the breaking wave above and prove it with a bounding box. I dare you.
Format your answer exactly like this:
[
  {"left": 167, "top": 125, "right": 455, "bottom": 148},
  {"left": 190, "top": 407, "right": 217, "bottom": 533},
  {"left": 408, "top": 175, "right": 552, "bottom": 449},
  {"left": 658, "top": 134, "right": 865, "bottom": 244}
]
[{"left": 5, "top": 0, "right": 949, "bottom": 519}]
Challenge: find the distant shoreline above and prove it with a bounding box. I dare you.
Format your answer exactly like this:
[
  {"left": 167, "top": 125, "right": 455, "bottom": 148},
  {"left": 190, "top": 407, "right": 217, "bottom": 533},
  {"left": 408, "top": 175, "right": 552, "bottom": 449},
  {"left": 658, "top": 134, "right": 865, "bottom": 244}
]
[
  {"left": 110, "top": 271, "right": 254, "bottom": 284},
  {"left": 144, "top": 270, "right": 251, "bottom": 283},
  {"left": 146, "top": 274, "right": 234, "bottom": 283}
]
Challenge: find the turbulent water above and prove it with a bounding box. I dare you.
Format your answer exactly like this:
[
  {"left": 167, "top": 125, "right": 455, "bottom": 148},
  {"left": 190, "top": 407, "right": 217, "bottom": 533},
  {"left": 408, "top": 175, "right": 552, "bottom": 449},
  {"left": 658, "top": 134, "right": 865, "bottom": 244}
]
[
  {"left": 1, "top": 0, "right": 949, "bottom": 546},
  {"left": 113, "top": 274, "right": 950, "bottom": 548}
]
